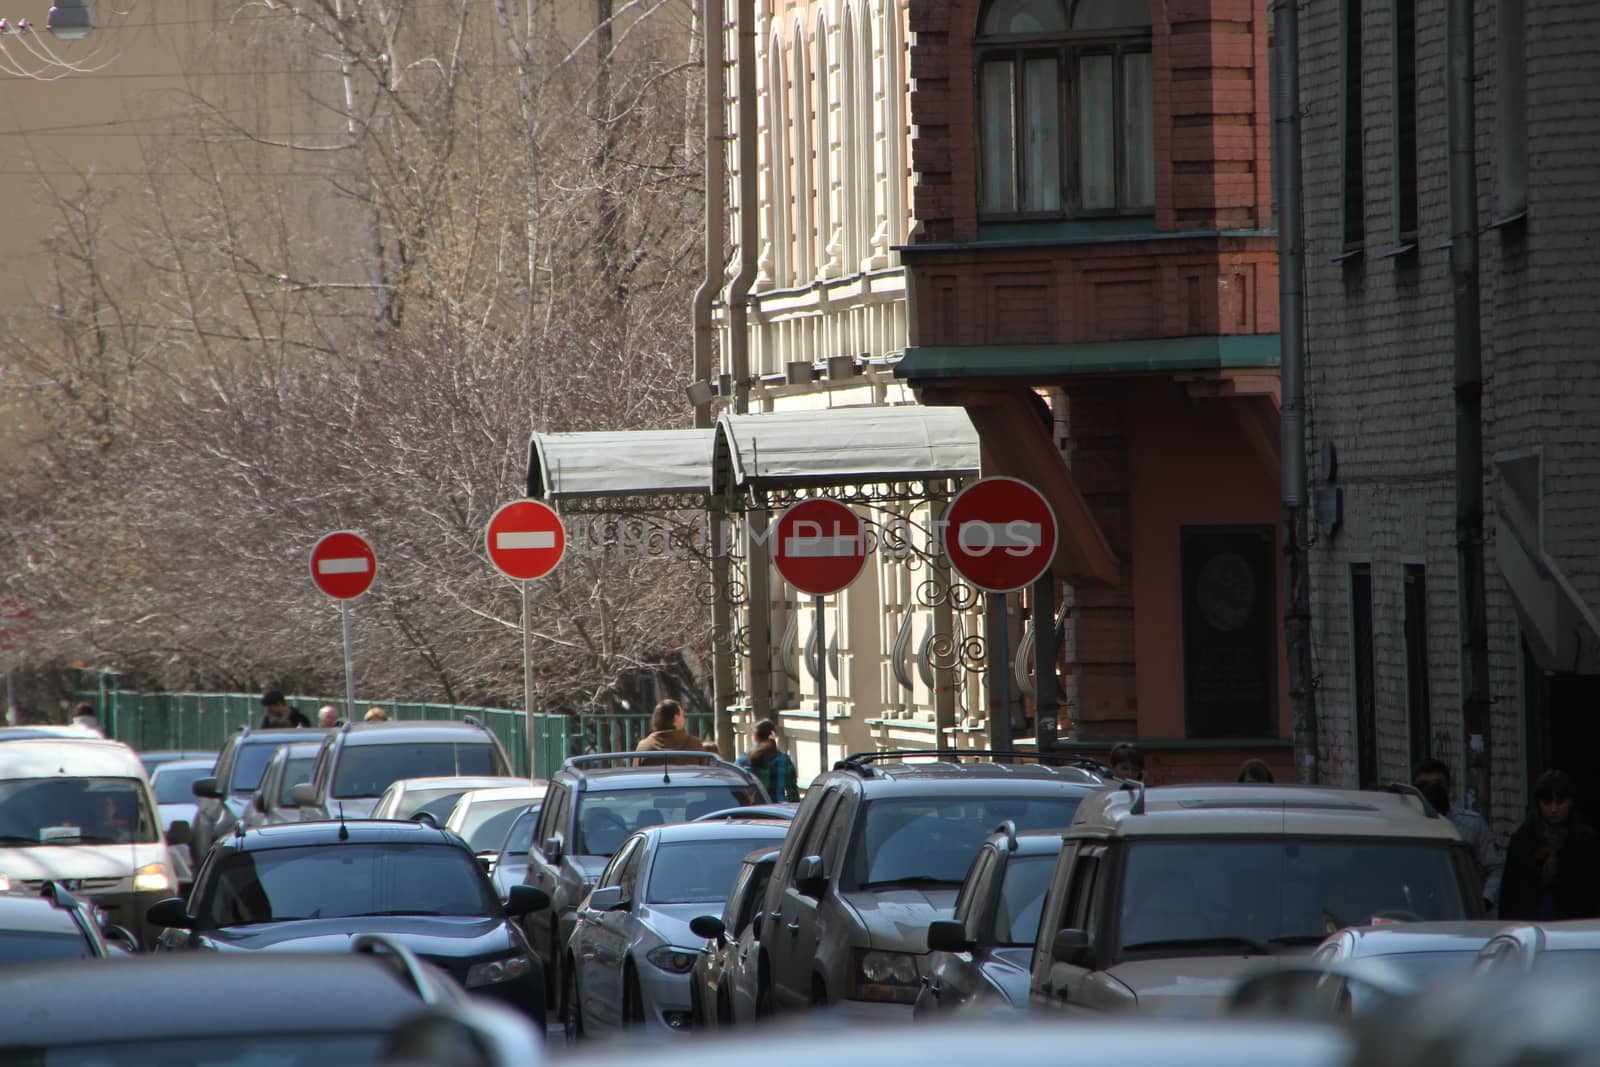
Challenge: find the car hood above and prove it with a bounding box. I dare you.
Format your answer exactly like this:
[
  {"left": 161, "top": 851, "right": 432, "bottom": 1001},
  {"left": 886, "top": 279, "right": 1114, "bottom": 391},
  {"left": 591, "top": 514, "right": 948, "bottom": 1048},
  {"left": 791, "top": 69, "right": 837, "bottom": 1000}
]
[
  {"left": 1105, "top": 955, "right": 1287, "bottom": 1015},
  {"left": 203, "top": 915, "right": 517, "bottom": 957},
  {"left": 982, "top": 946, "right": 1035, "bottom": 1007},
  {"left": 160, "top": 802, "right": 199, "bottom": 827},
  {"left": 844, "top": 885, "right": 960, "bottom": 951},
  {"left": 0, "top": 845, "right": 150, "bottom": 880},
  {"left": 637, "top": 902, "right": 724, "bottom": 946}
]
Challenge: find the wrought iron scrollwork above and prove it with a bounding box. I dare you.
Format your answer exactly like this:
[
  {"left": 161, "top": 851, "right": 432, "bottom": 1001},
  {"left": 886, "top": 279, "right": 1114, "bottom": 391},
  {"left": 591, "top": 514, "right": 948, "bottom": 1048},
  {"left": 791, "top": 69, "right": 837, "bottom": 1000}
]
[{"left": 1015, "top": 599, "right": 1073, "bottom": 700}]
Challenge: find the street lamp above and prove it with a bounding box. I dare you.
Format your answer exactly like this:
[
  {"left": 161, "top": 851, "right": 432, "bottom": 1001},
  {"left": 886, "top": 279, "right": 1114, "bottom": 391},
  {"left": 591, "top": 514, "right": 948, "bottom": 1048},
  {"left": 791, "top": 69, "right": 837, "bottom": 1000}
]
[{"left": 46, "top": 0, "right": 90, "bottom": 38}]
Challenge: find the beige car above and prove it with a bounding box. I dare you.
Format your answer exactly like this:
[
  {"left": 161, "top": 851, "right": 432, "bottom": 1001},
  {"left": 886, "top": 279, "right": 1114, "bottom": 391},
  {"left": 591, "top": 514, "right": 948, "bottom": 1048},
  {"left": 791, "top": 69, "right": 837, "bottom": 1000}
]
[{"left": 1029, "top": 783, "right": 1485, "bottom": 1016}]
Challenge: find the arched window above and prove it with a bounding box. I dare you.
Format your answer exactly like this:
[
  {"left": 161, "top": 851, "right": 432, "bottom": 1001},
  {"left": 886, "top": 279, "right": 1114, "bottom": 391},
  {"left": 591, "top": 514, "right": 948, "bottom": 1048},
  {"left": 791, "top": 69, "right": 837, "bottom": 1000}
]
[
  {"left": 975, "top": 0, "right": 1154, "bottom": 218},
  {"left": 791, "top": 27, "right": 813, "bottom": 280},
  {"left": 768, "top": 35, "right": 790, "bottom": 286},
  {"left": 813, "top": 13, "right": 834, "bottom": 273}
]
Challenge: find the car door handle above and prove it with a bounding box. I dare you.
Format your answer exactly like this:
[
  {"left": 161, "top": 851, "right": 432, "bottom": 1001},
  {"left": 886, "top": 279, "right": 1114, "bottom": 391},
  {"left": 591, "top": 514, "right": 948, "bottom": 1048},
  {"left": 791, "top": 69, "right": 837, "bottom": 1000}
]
[{"left": 786, "top": 920, "right": 800, "bottom": 931}]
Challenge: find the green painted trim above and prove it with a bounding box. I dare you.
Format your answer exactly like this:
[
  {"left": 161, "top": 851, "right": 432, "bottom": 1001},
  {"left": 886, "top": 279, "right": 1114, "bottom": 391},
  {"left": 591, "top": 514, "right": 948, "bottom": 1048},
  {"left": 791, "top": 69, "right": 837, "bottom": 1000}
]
[
  {"left": 976, "top": 217, "right": 1156, "bottom": 242},
  {"left": 895, "top": 335, "right": 1281, "bottom": 380},
  {"left": 896, "top": 228, "right": 1277, "bottom": 255}
]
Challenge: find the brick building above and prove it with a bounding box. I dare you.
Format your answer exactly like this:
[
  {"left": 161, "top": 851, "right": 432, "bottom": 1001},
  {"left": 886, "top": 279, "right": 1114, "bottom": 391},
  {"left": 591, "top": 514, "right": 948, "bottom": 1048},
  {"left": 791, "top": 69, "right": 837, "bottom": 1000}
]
[
  {"left": 1295, "top": 0, "right": 1600, "bottom": 826},
  {"left": 892, "top": 0, "right": 1288, "bottom": 780}
]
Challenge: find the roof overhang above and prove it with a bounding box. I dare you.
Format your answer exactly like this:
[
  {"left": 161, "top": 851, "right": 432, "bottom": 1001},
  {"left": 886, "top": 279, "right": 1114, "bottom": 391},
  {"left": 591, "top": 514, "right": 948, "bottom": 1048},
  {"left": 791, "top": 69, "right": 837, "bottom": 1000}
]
[
  {"left": 895, "top": 335, "right": 1280, "bottom": 383},
  {"left": 526, "top": 429, "right": 714, "bottom": 512}
]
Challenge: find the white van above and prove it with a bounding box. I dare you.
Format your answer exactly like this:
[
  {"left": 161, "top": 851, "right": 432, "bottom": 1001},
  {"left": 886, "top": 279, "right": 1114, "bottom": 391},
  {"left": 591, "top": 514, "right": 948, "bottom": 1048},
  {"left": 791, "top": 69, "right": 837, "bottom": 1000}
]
[{"left": 0, "top": 734, "right": 176, "bottom": 947}]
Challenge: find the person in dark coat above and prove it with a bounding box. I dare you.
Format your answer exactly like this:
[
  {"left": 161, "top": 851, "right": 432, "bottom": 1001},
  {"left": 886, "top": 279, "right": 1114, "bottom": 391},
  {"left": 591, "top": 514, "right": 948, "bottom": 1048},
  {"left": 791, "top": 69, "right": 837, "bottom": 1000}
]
[
  {"left": 736, "top": 719, "right": 800, "bottom": 802},
  {"left": 1498, "top": 769, "right": 1600, "bottom": 921},
  {"left": 258, "top": 689, "right": 311, "bottom": 729}
]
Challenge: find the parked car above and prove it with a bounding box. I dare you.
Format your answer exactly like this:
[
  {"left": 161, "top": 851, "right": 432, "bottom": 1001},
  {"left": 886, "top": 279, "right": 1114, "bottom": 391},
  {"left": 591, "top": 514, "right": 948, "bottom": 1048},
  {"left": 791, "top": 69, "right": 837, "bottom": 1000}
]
[
  {"left": 372, "top": 775, "right": 525, "bottom": 824},
  {"left": 916, "top": 823, "right": 1062, "bottom": 1017},
  {"left": 1474, "top": 919, "right": 1600, "bottom": 978},
  {"left": 1302, "top": 920, "right": 1507, "bottom": 1013},
  {"left": 2, "top": 936, "right": 469, "bottom": 1064},
  {"left": 687, "top": 846, "right": 781, "bottom": 1030},
  {"left": 491, "top": 806, "right": 543, "bottom": 900},
  {"left": 0, "top": 881, "right": 123, "bottom": 963},
  {"left": 138, "top": 748, "right": 218, "bottom": 778},
  {"left": 0, "top": 735, "right": 177, "bottom": 947},
  {"left": 443, "top": 784, "right": 548, "bottom": 869},
  {"left": 1029, "top": 783, "right": 1483, "bottom": 1017},
  {"left": 190, "top": 727, "right": 332, "bottom": 861},
  {"left": 150, "top": 757, "right": 215, "bottom": 850},
  {"left": 565, "top": 819, "right": 790, "bottom": 1036},
  {"left": 759, "top": 750, "right": 1107, "bottom": 1018},
  {"left": 521, "top": 751, "right": 767, "bottom": 1019},
  {"left": 693, "top": 803, "right": 799, "bottom": 823},
  {"left": 149, "top": 819, "right": 550, "bottom": 1026},
  {"left": 242, "top": 741, "right": 325, "bottom": 830},
  {"left": 292, "top": 720, "right": 514, "bottom": 821}
]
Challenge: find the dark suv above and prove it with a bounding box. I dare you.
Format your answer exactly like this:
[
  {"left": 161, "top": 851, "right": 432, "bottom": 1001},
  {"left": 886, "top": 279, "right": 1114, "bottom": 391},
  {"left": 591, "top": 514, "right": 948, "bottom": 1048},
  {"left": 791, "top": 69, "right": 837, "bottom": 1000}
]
[
  {"left": 757, "top": 750, "right": 1109, "bottom": 1019},
  {"left": 519, "top": 752, "right": 767, "bottom": 1015},
  {"left": 190, "top": 727, "right": 331, "bottom": 861},
  {"left": 292, "top": 720, "right": 513, "bottom": 821}
]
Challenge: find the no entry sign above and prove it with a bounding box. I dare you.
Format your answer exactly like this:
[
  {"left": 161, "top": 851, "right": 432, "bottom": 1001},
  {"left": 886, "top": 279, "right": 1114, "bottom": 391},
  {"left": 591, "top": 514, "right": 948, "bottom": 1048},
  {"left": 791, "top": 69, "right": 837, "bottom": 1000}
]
[
  {"left": 309, "top": 531, "right": 377, "bottom": 600},
  {"left": 942, "top": 477, "right": 1058, "bottom": 593},
  {"left": 486, "top": 499, "right": 566, "bottom": 582},
  {"left": 772, "top": 498, "right": 867, "bottom": 596}
]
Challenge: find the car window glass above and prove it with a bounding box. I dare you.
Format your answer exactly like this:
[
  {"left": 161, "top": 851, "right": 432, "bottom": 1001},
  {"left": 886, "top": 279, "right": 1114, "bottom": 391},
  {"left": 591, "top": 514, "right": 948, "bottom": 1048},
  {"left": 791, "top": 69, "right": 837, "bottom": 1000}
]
[
  {"left": 277, "top": 755, "right": 319, "bottom": 808},
  {"left": 992, "top": 855, "right": 1057, "bottom": 946},
  {"left": 331, "top": 743, "right": 500, "bottom": 800},
  {"left": 1065, "top": 850, "right": 1101, "bottom": 931},
  {"left": 794, "top": 790, "right": 840, "bottom": 869},
  {"left": 213, "top": 740, "right": 238, "bottom": 790},
  {"left": 735, "top": 861, "right": 776, "bottom": 933},
  {"left": 0, "top": 777, "right": 160, "bottom": 845},
  {"left": 846, "top": 794, "right": 1083, "bottom": 888},
  {"left": 153, "top": 764, "right": 214, "bottom": 805},
  {"left": 617, "top": 840, "right": 646, "bottom": 899},
  {"left": 460, "top": 801, "right": 537, "bottom": 852},
  {"left": 647, "top": 837, "right": 783, "bottom": 906},
  {"left": 232, "top": 742, "right": 297, "bottom": 793},
  {"left": 818, "top": 794, "right": 856, "bottom": 870},
  {"left": 500, "top": 807, "right": 540, "bottom": 858},
  {"left": 573, "top": 787, "right": 759, "bottom": 857},
  {"left": 596, "top": 838, "right": 638, "bottom": 890}
]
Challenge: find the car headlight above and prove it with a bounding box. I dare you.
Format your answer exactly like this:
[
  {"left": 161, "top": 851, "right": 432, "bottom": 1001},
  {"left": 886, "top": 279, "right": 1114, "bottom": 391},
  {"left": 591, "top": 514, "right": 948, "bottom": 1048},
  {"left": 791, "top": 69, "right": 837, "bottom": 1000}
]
[
  {"left": 133, "top": 862, "right": 173, "bottom": 893},
  {"left": 848, "top": 949, "right": 921, "bottom": 1004},
  {"left": 0, "top": 873, "right": 10, "bottom": 892},
  {"left": 646, "top": 945, "right": 700, "bottom": 974},
  {"left": 466, "top": 954, "right": 532, "bottom": 988}
]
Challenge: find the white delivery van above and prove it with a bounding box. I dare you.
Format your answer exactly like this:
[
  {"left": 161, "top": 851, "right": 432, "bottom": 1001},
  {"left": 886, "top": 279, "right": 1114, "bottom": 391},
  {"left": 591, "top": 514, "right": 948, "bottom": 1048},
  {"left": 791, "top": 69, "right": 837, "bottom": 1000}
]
[{"left": 0, "top": 734, "right": 176, "bottom": 947}]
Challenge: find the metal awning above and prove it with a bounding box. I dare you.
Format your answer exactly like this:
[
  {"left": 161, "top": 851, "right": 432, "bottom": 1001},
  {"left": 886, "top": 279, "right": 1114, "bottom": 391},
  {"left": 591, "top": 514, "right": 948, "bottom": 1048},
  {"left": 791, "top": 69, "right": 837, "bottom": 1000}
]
[
  {"left": 712, "top": 405, "right": 981, "bottom": 498},
  {"left": 526, "top": 429, "right": 714, "bottom": 511}
]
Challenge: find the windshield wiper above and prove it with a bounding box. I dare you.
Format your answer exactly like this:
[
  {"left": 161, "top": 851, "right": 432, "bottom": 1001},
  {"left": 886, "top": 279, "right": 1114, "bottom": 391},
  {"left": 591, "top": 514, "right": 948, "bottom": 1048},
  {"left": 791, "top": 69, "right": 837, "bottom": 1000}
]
[
  {"left": 859, "top": 876, "right": 962, "bottom": 890},
  {"left": 1121, "top": 936, "right": 1274, "bottom": 955},
  {"left": 0, "top": 834, "right": 48, "bottom": 845}
]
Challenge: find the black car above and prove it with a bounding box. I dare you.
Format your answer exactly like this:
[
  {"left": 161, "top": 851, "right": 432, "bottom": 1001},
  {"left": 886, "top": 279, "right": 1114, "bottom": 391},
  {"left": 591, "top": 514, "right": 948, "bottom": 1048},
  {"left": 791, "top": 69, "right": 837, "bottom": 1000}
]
[
  {"left": 0, "top": 938, "right": 467, "bottom": 1065},
  {"left": 190, "top": 727, "right": 331, "bottom": 861},
  {"left": 292, "top": 719, "right": 514, "bottom": 821},
  {"left": 149, "top": 819, "right": 549, "bottom": 1026},
  {"left": 916, "top": 823, "right": 1063, "bottom": 1017},
  {"left": 521, "top": 751, "right": 768, "bottom": 1017},
  {"left": 0, "top": 881, "right": 122, "bottom": 963}
]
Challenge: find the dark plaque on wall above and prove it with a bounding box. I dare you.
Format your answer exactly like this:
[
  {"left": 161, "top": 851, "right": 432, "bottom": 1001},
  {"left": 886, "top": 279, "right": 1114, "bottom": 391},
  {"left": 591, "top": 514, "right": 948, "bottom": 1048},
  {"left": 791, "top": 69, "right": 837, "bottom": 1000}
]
[{"left": 1181, "top": 526, "right": 1277, "bottom": 738}]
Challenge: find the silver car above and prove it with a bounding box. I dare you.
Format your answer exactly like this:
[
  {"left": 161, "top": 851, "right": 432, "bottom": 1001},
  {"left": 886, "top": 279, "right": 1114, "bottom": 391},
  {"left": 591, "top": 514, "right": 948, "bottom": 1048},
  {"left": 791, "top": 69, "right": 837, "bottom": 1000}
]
[
  {"left": 491, "top": 807, "right": 543, "bottom": 900},
  {"left": 566, "top": 819, "right": 789, "bottom": 1037},
  {"left": 370, "top": 775, "right": 524, "bottom": 824},
  {"left": 688, "top": 846, "right": 780, "bottom": 1029},
  {"left": 242, "top": 742, "right": 324, "bottom": 830},
  {"left": 149, "top": 758, "right": 215, "bottom": 856},
  {"left": 443, "top": 785, "right": 547, "bottom": 871}
]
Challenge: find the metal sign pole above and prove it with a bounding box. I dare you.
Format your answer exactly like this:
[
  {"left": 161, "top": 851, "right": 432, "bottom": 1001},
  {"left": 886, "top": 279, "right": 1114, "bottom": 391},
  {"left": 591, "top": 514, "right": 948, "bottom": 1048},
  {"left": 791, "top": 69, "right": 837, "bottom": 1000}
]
[
  {"left": 814, "top": 593, "right": 827, "bottom": 774},
  {"left": 989, "top": 592, "right": 1013, "bottom": 759},
  {"left": 522, "top": 580, "right": 536, "bottom": 778},
  {"left": 340, "top": 599, "right": 357, "bottom": 722}
]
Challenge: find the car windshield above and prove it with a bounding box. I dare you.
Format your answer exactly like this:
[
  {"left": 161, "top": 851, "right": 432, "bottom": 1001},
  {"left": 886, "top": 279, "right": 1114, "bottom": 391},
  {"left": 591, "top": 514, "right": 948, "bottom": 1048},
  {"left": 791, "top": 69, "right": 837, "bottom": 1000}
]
[
  {"left": 0, "top": 931, "right": 95, "bottom": 964},
  {"left": 574, "top": 787, "right": 760, "bottom": 856},
  {"left": 152, "top": 765, "right": 213, "bottom": 805},
  {"left": 277, "top": 756, "right": 319, "bottom": 807},
  {"left": 233, "top": 741, "right": 301, "bottom": 794},
  {"left": 993, "top": 855, "right": 1057, "bottom": 946},
  {"left": 202, "top": 842, "right": 500, "bottom": 926},
  {"left": 0, "top": 777, "right": 161, "bottom": 846},
  {"left": 457, "top": 799, "right": 538, "bottom": 852},
  {"left": 332, "top": 743, "right": 504, "bottom": 799},
  {"left": 500, "top": 808, "right": 540, "bottom": 857},
  {"left": 1117, "top": 839, "right": 1473, "bottom": 958},
  {"left": 848, "top": 795, "right": 1083, "bottom": 888},
  {"left": 648, "top": 837, "right": 781, "bottom": 905},
  {"left": 40, "top": 1033, "right": 386, "bottom": 1066}
]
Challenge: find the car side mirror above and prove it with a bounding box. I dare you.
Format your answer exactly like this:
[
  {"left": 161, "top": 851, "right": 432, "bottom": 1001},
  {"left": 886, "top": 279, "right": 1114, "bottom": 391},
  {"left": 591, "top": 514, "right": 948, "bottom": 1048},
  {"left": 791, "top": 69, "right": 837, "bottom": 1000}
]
[
  {"left": 191, "top": 777, "right": 219, "bottom": 800},
  {"left": 102, "top": 924, "right": 142, "bottom": 953},
  {"left": 795, "top": 854, "right": 826, "bottom": 898},
  {"left": 166, "top": 820, "right": 192, "bottom": 847},
  {"left": 587, "top": 886, "right": 627, "bottom": 912},
  {"left": 690, "top": 915, "right": 727, "bottom": 941},
  {"left": 926, "top": 919, "right": 974, "bottom": 954},
  {"left": 291, "top": 783, "right": 317, "bottom": 807},
  {"left": 1051, "top": 928, "right": 1095, "bottom": 969},
  {"left": 147, "top": 897, "right": 194, "bottom": 930},
  {"left": 542, "top": 836, "right": 564, "bottom": 863},
  {"left": 503, "top": 885, "right": 550, "bottom": 918}
]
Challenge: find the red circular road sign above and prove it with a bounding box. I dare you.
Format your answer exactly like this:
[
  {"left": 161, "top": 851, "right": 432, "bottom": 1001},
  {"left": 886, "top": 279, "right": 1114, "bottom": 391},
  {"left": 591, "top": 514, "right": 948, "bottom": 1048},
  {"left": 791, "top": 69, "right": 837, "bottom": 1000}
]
[
  {"left": 942, "top": 477, "right": 1058, "bottom": 593},
  {"left": 771, "top": 498, "right": 868, "bottom": 597},
  {"left": 485, "top": 499, "right": 567, "bottom": 581},
  {"left": 309, "top": 530, "right": 377, "bottom": 600}
]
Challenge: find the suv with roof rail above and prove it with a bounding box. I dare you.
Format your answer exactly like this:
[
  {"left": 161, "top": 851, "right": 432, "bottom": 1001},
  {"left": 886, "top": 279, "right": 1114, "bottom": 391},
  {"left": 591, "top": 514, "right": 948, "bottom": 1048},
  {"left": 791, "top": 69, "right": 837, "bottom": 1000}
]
[
  {"left": 518, "top": 751, "right": 767, "bottom": 1016},
  {"left": 758, "top": 749, "right": 1111, "bottom": 1019},
  {"left": 292, "top": 719, "right": 513, "bottom": 822},
  {"left": 191, "top": 727, "right": 332, "bottom": 861},
  {"left": 1029, "top": 782, "right": 1484, "bottom": 1016}
]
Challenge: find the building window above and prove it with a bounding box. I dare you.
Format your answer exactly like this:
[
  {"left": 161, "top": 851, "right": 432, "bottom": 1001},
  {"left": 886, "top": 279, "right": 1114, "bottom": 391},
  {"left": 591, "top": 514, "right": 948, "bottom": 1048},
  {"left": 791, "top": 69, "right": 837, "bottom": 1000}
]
[
  {"left": 1180, "top": 527, "right": 1277, "bottom": 739},
  {"left": 1350, "top": 564, "right": 1377, "bottom": 787},
  {"left": 1341, "top": 0, "right": 1365, "bottom": 248},
  {"left": 1403, "top": 565, "right": 1431, "bottom": 766},
  {"left": 1391, "top": 0, "right": 1417, "bottom": 244},
  {"left": 975, "top": 0, "right": 1154, "bottom": 219},
  {"left": 1494, "top": 0, "right": 1527, "bottom": 221}
]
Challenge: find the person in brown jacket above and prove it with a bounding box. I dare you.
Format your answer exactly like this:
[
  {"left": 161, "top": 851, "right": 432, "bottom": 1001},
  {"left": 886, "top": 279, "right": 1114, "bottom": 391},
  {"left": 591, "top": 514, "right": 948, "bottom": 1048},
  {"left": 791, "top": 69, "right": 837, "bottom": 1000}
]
[{"left": 634, "top": 699, "right": 707, "bottom": 765}]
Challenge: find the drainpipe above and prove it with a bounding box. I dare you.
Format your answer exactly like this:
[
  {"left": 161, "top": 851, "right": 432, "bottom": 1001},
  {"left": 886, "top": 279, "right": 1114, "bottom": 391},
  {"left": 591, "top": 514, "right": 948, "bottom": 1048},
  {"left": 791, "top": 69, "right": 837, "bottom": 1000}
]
[
  {"left": 1448, "top": 0, "right": 1493, "bottom": 821},
  {"left": 728, "top": 0, "right": 758, "bottom": 417},
  {"left": 691, "top": 0, "right": 727, "bottom": 432},
  {"left": 1271, "top": 0, "right": 1318, "bottom": 783}
]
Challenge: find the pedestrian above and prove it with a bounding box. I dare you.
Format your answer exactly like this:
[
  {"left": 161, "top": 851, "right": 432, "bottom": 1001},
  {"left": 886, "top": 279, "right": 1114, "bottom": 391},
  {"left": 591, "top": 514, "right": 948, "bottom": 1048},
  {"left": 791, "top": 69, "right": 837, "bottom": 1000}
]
[
  {"left": 1498, "top": 769, "right": 1600, "bottom": 921},
  {"left": 316, "top": 705, "right": 340, "bottom": 728},
  {"left": 1412, "top": 757, "right": 1503, "bottom": 909},
  {"left": 258, "top": 690, "right": 311, "bottom": 729},
  {"left": 363, "top": 706, "right": 389, "bottom": 722},
  {"left": 71, "top": 702, "right": 102, "bottom": 736},
  {"left": 1109, "top": 742, "right": 1145, "bottom": 782},
  {"left": 1237, "top": 758, "right": 1274, "bottom": 783},
  {"left": 634, "top": 699, "right": 707, "bottom": 765},
  {"left": 736, "top": 719, "right": 800, "bottom": 802}
]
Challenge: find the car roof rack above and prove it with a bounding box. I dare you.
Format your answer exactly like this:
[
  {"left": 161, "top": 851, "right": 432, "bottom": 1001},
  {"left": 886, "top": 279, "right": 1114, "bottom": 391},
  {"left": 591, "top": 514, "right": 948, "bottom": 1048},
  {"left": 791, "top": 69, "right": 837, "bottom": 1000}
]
[
  {"left": 993, "top": 819, "right": 1019, "bottom": 850},
  {"left": 1380, "top": 781, "right": 1441, "bottom": 818},
  {"left": 1122, "top": 779, "right": 1147, "bottom": 815},
  {"left": 353, "top": 933, "right": 447, "bottom": 1004},
  {"left": 833, "top": 749, "right": 1110, "bottom": 778},
  {"left": 562, "top": 751, "right": 729, "bottom": 773}
]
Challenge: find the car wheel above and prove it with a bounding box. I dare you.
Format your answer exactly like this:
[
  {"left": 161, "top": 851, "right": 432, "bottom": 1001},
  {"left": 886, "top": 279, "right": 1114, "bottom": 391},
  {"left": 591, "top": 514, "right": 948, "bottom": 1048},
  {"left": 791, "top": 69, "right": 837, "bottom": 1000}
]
[
  {"left": 563, "top": 962, "right": 585, "bottom": 1043},
  {"left": 545, "top": 917, "right": 562, "bottom": 1009},
  {"left": 718, "top": 987, "right": 734, "bottom": 1026},
  {"left": 623, "top": 964, "right": 645, "bottom": 1027}
]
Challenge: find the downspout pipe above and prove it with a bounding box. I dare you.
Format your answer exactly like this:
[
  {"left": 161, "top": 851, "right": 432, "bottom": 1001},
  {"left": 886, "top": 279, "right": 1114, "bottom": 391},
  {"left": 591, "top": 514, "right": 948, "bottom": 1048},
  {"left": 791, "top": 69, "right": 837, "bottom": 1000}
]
[
  {"left": 691, "top": 0, "right": 727, "bottom": 431},
  {"left": 727, "top": 0, "right": 758, "bottom": 416},
  {"left": 1448, "top": 0, "right": 1493, "bottom": 820},
  {"left": 1272, "top": 0, "right": 1318, "bottom": 782}
]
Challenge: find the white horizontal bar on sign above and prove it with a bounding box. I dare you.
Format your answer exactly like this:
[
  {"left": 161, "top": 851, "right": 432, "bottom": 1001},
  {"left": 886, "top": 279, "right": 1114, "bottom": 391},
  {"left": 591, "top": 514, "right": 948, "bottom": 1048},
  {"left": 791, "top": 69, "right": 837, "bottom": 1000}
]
[
  {"left": 958, "top": 521, "right": 1043, "bottom": 552},
  {"left": 497, "top": 531, "right": 557, "bottom": 551},
  {"left": 785, "top": 534, "right": 862, "bottom": 558},
  {"left": 317, "top": 557, "right": 371, "bottom": 575}
]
